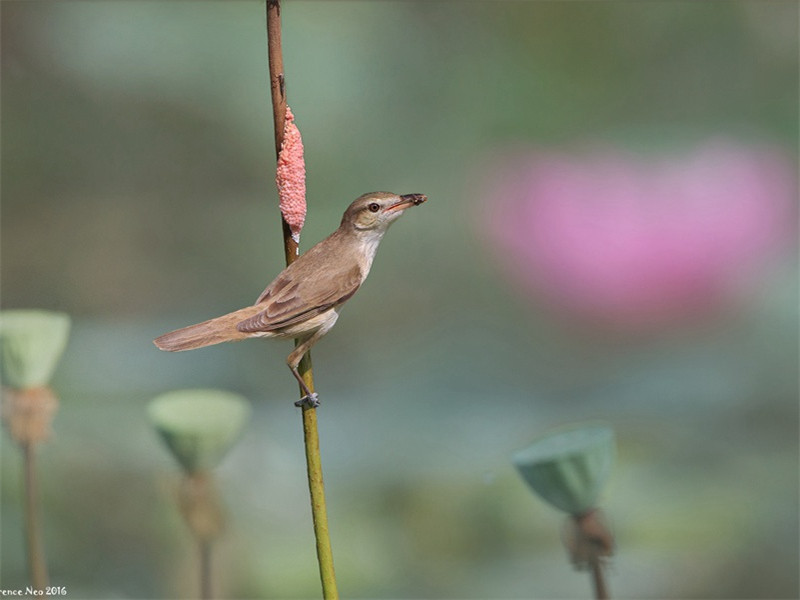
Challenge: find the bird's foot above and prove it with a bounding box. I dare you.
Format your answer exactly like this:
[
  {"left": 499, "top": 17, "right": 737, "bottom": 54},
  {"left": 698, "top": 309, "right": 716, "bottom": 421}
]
[{"left": 294, "top": 393, "right": 320, "bottom": 409}]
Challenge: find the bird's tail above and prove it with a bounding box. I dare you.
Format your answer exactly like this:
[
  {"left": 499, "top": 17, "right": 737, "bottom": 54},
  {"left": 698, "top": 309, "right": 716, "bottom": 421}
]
[{"left": 154, "top": 305, "right": 263, "bottom": 352}]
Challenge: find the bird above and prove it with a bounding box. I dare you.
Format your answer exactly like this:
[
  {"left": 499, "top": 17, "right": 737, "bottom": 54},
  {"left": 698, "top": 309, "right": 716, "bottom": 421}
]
[{"left": 154, "top": 191, "right": 427, "bottom": 407}]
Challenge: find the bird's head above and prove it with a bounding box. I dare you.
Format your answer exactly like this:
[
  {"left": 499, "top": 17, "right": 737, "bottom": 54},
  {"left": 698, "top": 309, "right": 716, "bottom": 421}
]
[{"left": 341, "top": 191, "right": 427, "bottom": 233}]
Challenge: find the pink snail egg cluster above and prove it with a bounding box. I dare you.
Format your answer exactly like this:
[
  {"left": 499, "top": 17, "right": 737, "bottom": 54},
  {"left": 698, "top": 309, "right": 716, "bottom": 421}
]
[{"left": 276, "top": 106, "right": 306, "bottom": 242}]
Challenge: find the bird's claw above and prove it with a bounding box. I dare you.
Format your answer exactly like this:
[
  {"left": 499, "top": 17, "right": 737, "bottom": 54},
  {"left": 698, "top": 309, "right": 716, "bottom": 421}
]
[{"left": 294, "top": 393, "right": 320, "bottom": 409}]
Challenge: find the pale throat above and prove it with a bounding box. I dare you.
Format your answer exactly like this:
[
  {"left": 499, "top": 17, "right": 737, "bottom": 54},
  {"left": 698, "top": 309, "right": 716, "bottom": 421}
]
[{"left": 354, "top": 227, "right": 387, "bottom": 276}]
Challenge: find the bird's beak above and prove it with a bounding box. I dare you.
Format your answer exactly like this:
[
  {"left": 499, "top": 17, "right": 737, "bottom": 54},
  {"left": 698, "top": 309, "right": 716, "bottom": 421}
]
[{"left": 387, "top": 194, "right": 428, "bottom": 212}]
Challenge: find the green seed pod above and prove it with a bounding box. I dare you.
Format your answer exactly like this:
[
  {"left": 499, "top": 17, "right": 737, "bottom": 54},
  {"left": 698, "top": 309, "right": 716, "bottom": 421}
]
[
  {"left": 0, "top": 310, "right": 71, "bottom": 390},
  {"left": 513, "top": 424, "right": 615, "bottom": 515},
  {"left": 148, "top": 389, "right": 250, "bottom": 474}
]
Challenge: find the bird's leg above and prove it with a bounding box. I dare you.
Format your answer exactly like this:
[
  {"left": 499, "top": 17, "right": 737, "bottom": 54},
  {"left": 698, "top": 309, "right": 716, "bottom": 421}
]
[
  {"left": 287, "top": 333, "right": 322, "bottom": 408},
  {"left": 290, "top": 364, "right": 318, "bottom": 408}
]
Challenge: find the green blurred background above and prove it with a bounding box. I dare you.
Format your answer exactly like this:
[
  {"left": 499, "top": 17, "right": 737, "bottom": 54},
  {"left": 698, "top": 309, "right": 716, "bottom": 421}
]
[{"left": 2, "top": 1, "right": 798, "bottom": 598}]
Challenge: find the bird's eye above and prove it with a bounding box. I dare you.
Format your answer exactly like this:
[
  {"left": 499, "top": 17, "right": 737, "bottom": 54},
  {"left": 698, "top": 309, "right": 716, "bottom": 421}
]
[{"left": 368, "top": 202, "right": 380, "bottom": 213}]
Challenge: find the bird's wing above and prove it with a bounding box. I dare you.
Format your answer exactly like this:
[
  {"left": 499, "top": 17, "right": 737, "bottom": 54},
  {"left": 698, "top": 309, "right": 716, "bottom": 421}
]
[{"left": 237, "top": 261, "right": 363, "bottom": 333}]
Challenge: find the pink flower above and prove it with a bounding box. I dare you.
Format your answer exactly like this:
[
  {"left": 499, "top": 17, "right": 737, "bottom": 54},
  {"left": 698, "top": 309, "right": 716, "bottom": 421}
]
[{"left": 483, "top": 140, "right": 797, "bottom": 328}]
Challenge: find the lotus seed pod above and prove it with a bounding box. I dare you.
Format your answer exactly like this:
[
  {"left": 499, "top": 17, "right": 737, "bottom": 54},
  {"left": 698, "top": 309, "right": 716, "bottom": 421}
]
[
  {"left": 0, "top": 310, "right": 71, "bottom": 389},
  {"left": 276, "top": 105, "right": 306, "bottom": 243},
  {"left": 513, "top": 424, "right": 615, "bottom": 515},
  {"left": 148, "top": 389, "right": 250, "bottom": 474}
]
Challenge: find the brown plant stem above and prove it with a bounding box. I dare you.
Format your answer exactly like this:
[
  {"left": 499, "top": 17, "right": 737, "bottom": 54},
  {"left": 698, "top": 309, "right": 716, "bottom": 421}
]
[
  {"left": 565, "top": 510, "right": 613, "bottom": 600},
  {"left": 589, "top": 557, "right": 609, "bottom": 600},
  {"left": 177, "top": 472, "right": 223, "bottom": 599},
  {"left": 265, "top": 1, "right": 338, "bottom": 598},
  {"left": 22, "top": 441, "right": 48, "bottom": 590},
  {"left": 199, "top": 540, "right": 212, "bottom": 600},
  {"left": 4, "top": 388, "right": 57, "bottom": 591}
]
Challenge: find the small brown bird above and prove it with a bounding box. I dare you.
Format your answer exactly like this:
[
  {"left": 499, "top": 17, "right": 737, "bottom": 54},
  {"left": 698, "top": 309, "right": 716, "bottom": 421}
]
[{"left": 154, "top": 191, "right": 427, "bottom": 406}]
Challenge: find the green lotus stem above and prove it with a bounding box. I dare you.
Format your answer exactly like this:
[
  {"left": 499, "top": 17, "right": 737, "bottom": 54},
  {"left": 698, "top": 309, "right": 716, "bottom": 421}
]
[
  {"left": 22, "top": 441, "right": 48, "bottom": 590},
  {"left": 301, "top": 395, "right": 337, "bottom": 598},
  {"left": 266, "top": 1, "right": 338, "bottom": 597}
]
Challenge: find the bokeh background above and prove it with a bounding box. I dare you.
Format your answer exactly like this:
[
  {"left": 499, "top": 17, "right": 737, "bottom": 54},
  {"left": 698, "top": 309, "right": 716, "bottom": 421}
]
[{"left": 2, "top": 1, "right": 798, "bottom": 598}]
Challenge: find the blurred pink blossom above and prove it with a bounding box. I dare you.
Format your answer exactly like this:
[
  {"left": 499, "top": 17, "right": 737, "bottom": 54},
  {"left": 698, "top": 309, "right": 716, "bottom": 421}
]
[{"left": 483, "top": 140, "right": 797, "bottom": 327}]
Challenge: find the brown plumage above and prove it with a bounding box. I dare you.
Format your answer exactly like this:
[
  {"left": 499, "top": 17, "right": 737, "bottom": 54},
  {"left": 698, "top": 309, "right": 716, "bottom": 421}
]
[{"left": 154, "top": 191, "right": 427, "bottom": 406}]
